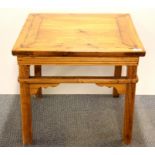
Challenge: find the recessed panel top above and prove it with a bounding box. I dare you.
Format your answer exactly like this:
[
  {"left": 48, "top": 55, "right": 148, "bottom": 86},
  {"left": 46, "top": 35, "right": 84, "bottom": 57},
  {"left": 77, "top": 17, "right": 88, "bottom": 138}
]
[{"left": 12, "top": 14, "right": 145, "bottom": 57}]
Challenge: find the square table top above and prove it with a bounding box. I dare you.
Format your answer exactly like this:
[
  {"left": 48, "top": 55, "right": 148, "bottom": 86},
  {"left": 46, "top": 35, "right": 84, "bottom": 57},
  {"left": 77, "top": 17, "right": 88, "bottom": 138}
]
[{"left": 12, "top": 13, "right": 145, "bottom": 57}]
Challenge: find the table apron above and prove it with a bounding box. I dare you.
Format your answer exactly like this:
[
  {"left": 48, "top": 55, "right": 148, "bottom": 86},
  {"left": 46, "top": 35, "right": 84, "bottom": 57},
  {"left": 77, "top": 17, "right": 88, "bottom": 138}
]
[{"left": 17, "top": 56, "right": 139, "bottom": 66}]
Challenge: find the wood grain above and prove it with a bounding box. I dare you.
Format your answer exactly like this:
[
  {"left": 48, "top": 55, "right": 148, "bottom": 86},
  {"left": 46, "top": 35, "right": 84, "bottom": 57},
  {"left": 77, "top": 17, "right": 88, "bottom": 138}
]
[
  {"left": 12, "top": 14, "right": 145, "bottom": 57},
  {"left": 96, "top": 83, "right": 126, "bottom": 94},
  {"left": 123, "top": 66, "right": 137, "bottom": 144},
  {"left": 34, "top": 65, "right": 42, "bottom": 97},
  {"left": 19, "top": 76, "right": 138, "bottom": 84},
  {"left": 113, "top": 66, "right": 122, "bottom": 97},
  {"left": 19, "top": 65, "right": 32, "bottom": 145},
  {"left": 18, "top": 56, "right": 139, "bottom": 66}
]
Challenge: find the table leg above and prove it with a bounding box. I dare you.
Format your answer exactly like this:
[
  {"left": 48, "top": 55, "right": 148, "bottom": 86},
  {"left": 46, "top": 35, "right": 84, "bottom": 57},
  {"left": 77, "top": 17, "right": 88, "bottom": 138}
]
[
  {"left": 34, "top": 65, "right": 42, "bottom": 97},
  {"left": 113, "top": 66, "right": 122, "bottom": 97},
  {"left": 123, "top": 66, "right": 137, "bottom": 144},
  {"left": 19, "top": 65, "right": 32, "bottom": 145}
]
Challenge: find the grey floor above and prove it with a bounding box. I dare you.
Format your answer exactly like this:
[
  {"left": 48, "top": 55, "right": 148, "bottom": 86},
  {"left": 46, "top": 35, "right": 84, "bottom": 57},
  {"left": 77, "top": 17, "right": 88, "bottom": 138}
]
[{"left": 0, "top": 95, "right": 155, "bottom": 147}]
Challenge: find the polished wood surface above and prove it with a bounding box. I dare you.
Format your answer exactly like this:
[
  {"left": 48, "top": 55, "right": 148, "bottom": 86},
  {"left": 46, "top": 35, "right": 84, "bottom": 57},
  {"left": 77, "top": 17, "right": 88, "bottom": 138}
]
[
  {"left": 113, "top": 66, "right": 122, "bottom": 97},
  {"left": 34, "top": 65, "right": 42, "bottom": 97},
  {"left": 12, "top": 13, "right": 145, "bottom": 145},
  {"left": 18, "top": 56, "right": 139, "bottom": 66},
  {"left": 12, "top": 14, "right": 145, "bottom": 57},
  {"left": 19, "top": 65, "right": 32, "bottom": 144},
  {"left": 19, "top": 76, "right": 138, "bottom": 84},
  {"left": 123, "top": 66, "right": 137, "bottom": 144}
]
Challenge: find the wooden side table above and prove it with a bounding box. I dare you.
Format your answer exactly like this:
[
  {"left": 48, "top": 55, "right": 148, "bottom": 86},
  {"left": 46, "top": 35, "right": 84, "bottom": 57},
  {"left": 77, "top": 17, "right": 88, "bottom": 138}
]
[{"left": 12, "top": 14, "right": 145, "bottom": 145}]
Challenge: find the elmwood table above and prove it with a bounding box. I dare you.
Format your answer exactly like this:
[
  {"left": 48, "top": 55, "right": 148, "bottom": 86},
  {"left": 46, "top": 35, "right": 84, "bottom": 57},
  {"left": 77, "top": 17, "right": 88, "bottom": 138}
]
[{"left": 12, "top": 14, "right": 145, "bottom": 145}]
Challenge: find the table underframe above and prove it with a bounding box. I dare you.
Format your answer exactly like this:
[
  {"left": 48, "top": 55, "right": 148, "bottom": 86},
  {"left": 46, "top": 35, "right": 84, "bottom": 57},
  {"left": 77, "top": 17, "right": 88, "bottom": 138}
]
[{"left": 18, "top": 56, "right": 139, "bottom": 145}]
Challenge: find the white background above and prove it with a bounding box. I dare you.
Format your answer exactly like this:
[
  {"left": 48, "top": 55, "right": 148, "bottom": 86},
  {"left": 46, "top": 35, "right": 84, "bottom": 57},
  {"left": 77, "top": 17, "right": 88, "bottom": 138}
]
[{"left": 0, "top": 1, "right": 155, "bottom": 95}]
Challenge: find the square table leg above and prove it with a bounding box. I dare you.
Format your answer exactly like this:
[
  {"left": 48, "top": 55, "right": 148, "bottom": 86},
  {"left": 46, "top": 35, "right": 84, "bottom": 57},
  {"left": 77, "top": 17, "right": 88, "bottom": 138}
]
[
  {"left": 19, "top": 65, "right": 32, "bottom": 145},
  {"left": 123, "top": 66, "right": 137, "bottom": 144},
  {"left": 113, "top": 66, "right": 122, "bottom": 97},
  {"left": 34, "top": 65, "right": 42, "bottom": 97}
]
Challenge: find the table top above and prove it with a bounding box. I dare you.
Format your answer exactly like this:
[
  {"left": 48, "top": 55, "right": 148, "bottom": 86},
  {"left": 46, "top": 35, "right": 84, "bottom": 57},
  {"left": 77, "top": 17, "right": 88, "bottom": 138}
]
[{"left": 12, "top": 13, "right": 145, "bottom": 57}]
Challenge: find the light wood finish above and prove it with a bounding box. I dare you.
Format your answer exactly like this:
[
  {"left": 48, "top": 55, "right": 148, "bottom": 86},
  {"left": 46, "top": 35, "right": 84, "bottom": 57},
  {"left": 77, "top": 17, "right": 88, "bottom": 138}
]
[
  {"left": 123, "top": 66, "right": 137, "bottom": 144},
  {"left": 13, "top": 14, "right": 145, "bottom": 57},
  {"left": 29, "top": 83, "right": 126, "bottom": 95},
  {"left": 19, "top": 65, "right": 32, "bottom": 145},
  {"left": 97, "top": 83, "right": 126, "bottom": 94},
  {"left": 19, "top": 76, "right": 138, "bottom": 84},
  {"left": 12, "top": 13, "right": 145, "bottom": 145},
  {"left": 113, "top": 66, "right": 122, "bottom": 97},
  {"left": 18, "top": 56, "right": 139, "bottom": 66},
  {"left": 34, "top": 65, "right": 42, "bottom": 97}
]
